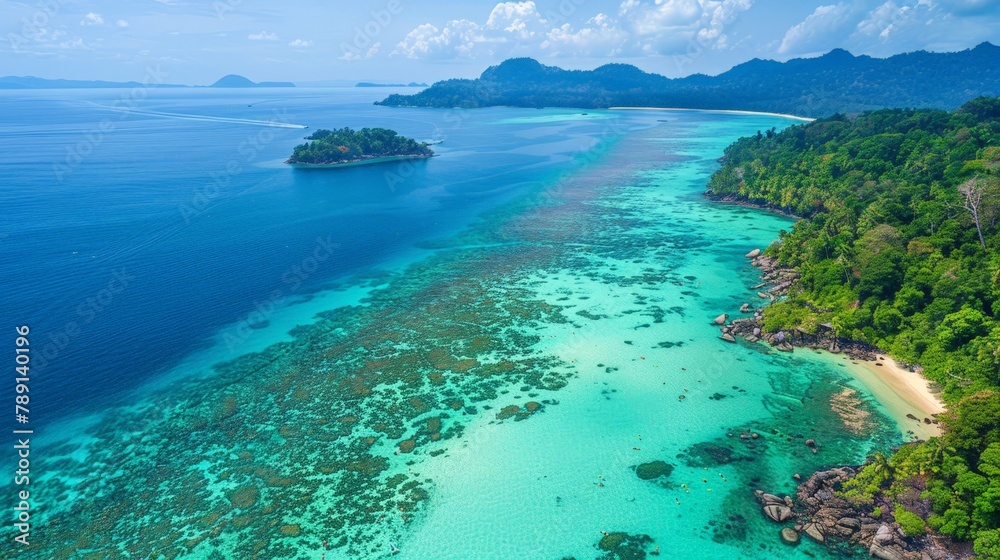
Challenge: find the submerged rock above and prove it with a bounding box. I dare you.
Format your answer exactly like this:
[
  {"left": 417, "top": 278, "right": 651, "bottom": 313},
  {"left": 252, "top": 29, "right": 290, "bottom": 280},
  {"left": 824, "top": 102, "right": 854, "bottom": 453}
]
[
  {"left": 634, "top": 460, "right": 674, "bottom": 481},
  {"left": 780, "top": 528, "right": 799, "bottom": 545}
]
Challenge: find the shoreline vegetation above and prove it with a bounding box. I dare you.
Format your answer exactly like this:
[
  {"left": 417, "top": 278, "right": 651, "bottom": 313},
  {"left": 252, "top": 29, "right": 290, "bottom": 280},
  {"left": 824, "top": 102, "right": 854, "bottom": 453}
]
[
  {"left": 717, "top": 249, "right": 946, "bottom": 439},
  {"left": 285, "top": 127, "right": 433, "bottom": 167},
  {"left": 705, "top": 97, "right": 1000, "bottom": 558}
]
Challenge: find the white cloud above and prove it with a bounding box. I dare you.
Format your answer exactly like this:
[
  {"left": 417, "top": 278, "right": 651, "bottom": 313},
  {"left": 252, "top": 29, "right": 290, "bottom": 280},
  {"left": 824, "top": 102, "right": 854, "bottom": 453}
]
[
  {"left": 779, "top": 0, "right": 1000, "bottom": 57},
  {"left": 288, "top": 39, "right": 312, "bottom": 47},
  {"left": 543, "top": 14, "right": 631, "bottom": 57},
  {"left": 854, "top": 1, "right": 933, "bottom": 43},
  {"left": 393, "top": 20, "right": 485, "bottom": 59},
  {"left": 248, "top": 30, "right": 278, "bottom": 41},
  {"left": 116, "top": 19, "right": 130, "bottom": 28},
  {"left": 779, "top": 3, "right": 855, "bottom": 54},
  {"left": 393, "top": 0, "right": 754, "bottom": 60},
  {"left": 80, "top": 12, "right": 104, "bottom": 26}
]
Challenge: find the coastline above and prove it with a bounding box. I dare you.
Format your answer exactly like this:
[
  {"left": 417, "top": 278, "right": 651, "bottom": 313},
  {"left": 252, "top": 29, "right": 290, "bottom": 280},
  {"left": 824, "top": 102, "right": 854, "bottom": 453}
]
[
  {"left": 610, "top": 106, "right": 816, "bottom": 122},
  {"left": 719, "top": 251, "right": 948, "bottom": 442},
  {"left": 839, "top": 353, "right": 945, "bottom": 440},
  {"left": 286, "top": 153, "right": 433, "bottom": 168}
]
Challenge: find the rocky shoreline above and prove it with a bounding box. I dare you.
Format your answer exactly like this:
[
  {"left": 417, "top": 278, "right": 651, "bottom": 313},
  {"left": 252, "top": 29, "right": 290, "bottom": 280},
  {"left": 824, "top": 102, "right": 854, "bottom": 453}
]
[
  {"left": 722, "top": 249, "right": 970, "bottom": 558},
  {"left": 754, "top": 468, "right": 973, "bottom": 559},
  {"left": 717, "top": 250, "right": 884, "bottom": 361}
]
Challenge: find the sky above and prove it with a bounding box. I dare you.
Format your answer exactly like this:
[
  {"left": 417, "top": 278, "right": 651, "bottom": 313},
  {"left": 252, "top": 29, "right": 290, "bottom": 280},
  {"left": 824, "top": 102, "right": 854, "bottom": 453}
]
[{"left": 2, "top": 0, "right": 998, "bottom": 85}]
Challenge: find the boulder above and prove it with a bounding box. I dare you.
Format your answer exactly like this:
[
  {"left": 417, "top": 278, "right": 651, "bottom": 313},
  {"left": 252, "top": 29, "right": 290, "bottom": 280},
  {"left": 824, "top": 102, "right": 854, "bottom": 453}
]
[
  {"left": 874, "top": 524, "right": 894, "bottom": 545},
  {"left": 837, "top": 517, "right": 861, "bottom": 531},
  {"left": 746, "top": 249, "right": 761, "bottom": 258},
  {"left": 720, "top": 333, "right": 736, "bottom": 343},
  {"left": 758, "top": 291, "right": 770, "bottom": 299},
  {"left": 740, "top": 303, "right": 752, "bottom": 313},
  {"left": 870, "top": 542, "right": 907, "bottom": 560},
  {"left": 803, "top": 523, "right": 825, "bottom": 543},
  {"left": 780, "top": 527, "right": 799, "bottom": 545},
  {"left": 761, "top": 493, "right": 784, "bottom": 505},
  {"left": 714, "top": 314, "right": 728, "bottom": 325},
  {"left": 763, "top": 504, "right": 793, "bottom": 522}
]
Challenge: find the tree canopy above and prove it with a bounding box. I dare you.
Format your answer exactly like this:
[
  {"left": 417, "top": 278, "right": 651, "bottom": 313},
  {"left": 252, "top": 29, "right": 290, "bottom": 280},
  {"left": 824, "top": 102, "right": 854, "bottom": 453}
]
[
  {"left": 287, "top": 127, "right": 432, "bottom": 165},
  {"left": 709, "top": 97, "right": 1000, "bottom": 551}
]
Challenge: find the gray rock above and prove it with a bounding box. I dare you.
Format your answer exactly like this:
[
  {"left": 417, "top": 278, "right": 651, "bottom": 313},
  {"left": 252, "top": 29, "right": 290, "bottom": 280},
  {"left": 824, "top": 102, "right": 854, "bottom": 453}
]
[
  {"left": 870, "top": 542, "right": 907, "bottom": 560},
  {"left": 746, "top": 248, "right": 761, "bottom": 258},
  {"left": 874, "top": 524, "right": 894, "bottom": 545},
  {"left": 752, "top": 327, "right": 761, "bottom": 336},
  {"left": 763, "top": 504, "right": 793, "bottom": 522},
  {"left": 803, "top": 523, "right": 825, "bottom": 543},
  {"left": 720, "top": 333, "right": 736, "bottom": 343},
  {"left": 837, "top": 517, "right": 861, "bottom": 531},
  {"left": 714, "top": 313, "right": 728, "bottom": 325},
  {"left": 780, "top": 527, "right": 799, "bottom": 545}
]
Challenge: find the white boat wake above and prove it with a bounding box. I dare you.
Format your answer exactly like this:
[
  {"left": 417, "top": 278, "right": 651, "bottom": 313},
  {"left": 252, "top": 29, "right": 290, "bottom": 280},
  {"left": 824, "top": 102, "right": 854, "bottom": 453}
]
[{"left": 85, "top": 103, "right": 309, "bottom": 129}]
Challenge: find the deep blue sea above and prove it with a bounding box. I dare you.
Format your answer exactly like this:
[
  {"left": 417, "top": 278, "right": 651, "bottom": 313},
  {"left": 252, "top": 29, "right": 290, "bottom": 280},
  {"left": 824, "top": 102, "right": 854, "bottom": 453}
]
[
  {"left": 0, "top": 87, "right": 632, "bottom": 422},
  {"left": 0, "top": 88, "right": 909, "bottom": 559}
]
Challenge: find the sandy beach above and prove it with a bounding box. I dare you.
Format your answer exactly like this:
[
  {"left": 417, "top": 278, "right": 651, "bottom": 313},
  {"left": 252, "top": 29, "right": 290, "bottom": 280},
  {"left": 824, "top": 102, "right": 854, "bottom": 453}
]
[
  {"left": 609, "top": 106, "right": 816, "bottom": 122},
  {"left": 837, "top": 353, "right": 946, "bottom": 440}
]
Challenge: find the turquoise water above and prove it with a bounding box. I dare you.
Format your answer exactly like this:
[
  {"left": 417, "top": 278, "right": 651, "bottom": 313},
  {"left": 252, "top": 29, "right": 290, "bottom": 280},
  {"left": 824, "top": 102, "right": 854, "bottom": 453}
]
[{"left": 0, "top": 91, "right": 900, "bottom": 559}]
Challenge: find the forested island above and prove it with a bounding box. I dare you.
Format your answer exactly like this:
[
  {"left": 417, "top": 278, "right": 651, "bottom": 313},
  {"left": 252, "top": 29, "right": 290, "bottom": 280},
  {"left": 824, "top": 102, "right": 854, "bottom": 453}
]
[
  {"left": 708, "top": 97, "right": 1000, "bottom": 557},
  {"left": 286, "top": 127, "right": 433, "bottom": 166},
  {"left": 376, "top": 44, "right": 1000, "bottom": 117}
]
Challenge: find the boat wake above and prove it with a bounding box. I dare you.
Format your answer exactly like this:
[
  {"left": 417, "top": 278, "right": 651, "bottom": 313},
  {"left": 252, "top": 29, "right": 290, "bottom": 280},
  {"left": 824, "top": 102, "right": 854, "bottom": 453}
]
[{"left": 85, "top": 103, "right": 309, "bottom": 128}]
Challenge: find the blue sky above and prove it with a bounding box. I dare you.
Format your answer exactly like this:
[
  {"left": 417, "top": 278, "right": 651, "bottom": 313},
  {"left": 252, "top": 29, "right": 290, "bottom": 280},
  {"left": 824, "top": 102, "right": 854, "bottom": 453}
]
[{"left": 2, "top": 0, "right": 998, "bottom": 84}]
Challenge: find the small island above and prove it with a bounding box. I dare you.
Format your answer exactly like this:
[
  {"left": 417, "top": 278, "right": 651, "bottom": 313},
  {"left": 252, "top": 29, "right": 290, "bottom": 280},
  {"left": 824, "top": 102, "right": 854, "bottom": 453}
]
[{"left": 285, "top": 127, "right": 433, "bottom": 167}]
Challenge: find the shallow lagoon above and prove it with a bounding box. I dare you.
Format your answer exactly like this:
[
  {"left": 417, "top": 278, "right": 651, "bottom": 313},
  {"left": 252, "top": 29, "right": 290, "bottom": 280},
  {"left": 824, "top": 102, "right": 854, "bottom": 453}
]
[{"left": 0, "top": 92, "right": 900, "bottom": 559}]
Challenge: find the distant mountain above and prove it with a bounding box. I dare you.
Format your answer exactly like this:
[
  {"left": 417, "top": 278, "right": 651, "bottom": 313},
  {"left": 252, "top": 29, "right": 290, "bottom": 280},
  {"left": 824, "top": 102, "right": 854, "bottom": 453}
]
[
  {"left": 356, "top": 82, "right": 428, "bottom": 88},
  {"left": 0, "top": 76, "right": 187, "bottom": 89},
  {"left": 209, "top": 74, "right": 295, "bottom": 88},
  {"left": 376, "top": 43, "right": 1000, "bottom": 117}
]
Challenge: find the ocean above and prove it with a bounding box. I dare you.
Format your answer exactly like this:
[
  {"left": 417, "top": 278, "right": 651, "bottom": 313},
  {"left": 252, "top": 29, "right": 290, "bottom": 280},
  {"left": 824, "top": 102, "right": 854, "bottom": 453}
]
[{"left": 0, "top": 87, "right": 901, "bottom": 558}]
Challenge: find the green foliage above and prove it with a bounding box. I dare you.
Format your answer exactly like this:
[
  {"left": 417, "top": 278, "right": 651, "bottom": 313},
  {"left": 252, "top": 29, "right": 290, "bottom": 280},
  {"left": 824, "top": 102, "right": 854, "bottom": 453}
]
[
  {"left": 710, "top": 98, "right": 1000, "bottom": 548},
  {"left": 376, "top": 47, "right": 1000, "bottom": 117},
  {"left": 974, "top": 528, "right": 1000, "bottom": 558},
  {"left": 761, "top": 301, "right": 818, "bottom": 332},
  {"left": 872, "top": 506, "right": 883, "bottom": 518},
  {"left": 895, "top": 506, "right": 927, "bottom": 536},
  {"left": 839, "top": 453, "right": 892, "bottom": 506},
  {"left": 287, "top": 127, "right": 432, "bottom": 164}
]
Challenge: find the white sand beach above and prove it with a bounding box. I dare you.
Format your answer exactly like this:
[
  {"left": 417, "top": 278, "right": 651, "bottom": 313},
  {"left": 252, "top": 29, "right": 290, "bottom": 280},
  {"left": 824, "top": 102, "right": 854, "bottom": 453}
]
[{"left": 838, "top": 353, "right": 945, "bottom": 440}]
